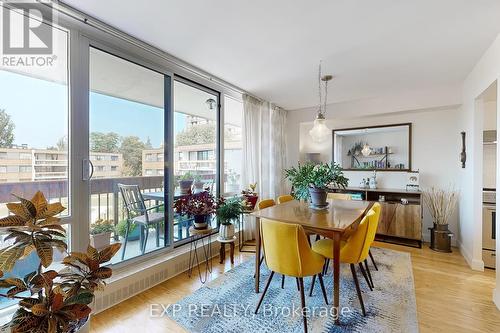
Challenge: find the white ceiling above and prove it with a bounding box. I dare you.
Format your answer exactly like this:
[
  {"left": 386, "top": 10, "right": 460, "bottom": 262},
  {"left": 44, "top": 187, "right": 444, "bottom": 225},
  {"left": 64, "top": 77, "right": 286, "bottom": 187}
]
[{"left": 63, "top": 0, "right": 500, "bottom": 110}]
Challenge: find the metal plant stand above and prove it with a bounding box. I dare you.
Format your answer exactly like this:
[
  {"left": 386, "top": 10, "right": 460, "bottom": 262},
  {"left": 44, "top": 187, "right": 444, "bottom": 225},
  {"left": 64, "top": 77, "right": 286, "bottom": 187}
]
[
  {"left": 187, "top": 226, "right": 213, "bottom": 283},
  {"left": 238, "top": 209, "right": 257, "bottom": 253}
]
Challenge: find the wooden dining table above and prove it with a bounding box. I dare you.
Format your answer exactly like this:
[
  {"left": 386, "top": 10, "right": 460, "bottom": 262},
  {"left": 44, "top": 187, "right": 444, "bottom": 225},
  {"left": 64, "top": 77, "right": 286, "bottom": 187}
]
[{"left": 251, "top": 199, "right": 373, "bottom": 325}]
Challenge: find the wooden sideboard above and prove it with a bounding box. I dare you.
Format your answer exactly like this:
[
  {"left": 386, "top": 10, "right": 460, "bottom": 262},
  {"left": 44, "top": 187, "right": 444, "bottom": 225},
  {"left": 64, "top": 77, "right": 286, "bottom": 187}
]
[{"left": 331, "top": 187, "right": 423, "bottom": 248}]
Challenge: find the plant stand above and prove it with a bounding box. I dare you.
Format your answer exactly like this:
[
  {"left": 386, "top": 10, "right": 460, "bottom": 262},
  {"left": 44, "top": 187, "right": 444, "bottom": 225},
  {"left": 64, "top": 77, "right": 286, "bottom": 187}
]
[
  {"left": 187, "top": 226, "right": 213, "bottom": 283},
  {"left": 238, "top": 209, "right": 257, "bottom": 253},
  {"left": 218, "top": 236, "right": 236, "bottom": 264}
]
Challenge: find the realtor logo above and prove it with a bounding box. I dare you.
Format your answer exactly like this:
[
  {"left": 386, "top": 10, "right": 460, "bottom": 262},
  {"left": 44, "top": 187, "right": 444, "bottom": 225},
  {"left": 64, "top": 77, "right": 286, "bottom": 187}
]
[{"left": 2, "top": 1, "right": 53, "bottom": 55}]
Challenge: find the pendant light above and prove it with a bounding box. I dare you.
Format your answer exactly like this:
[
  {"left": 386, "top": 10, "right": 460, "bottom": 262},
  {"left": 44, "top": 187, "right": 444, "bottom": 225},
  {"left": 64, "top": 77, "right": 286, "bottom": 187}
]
[{"left": 309, "top": 61, "right": 333, "bottom": 143}]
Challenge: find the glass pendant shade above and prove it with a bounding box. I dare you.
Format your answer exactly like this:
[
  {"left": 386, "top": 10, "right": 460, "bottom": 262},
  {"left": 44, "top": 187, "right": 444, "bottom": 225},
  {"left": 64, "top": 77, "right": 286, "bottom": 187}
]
[
  {"left": 309, "top": 116, "right": 330, "bottom": 143},
  {"left": 361, "top": 143, "right": 372, "bottom": 157}
]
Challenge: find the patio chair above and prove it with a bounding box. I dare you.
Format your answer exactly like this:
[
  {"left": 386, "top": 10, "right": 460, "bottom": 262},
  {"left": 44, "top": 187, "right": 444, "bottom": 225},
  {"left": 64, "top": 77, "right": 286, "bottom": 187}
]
[{"left": 118, "top": 184, "right": 164, "bottom": 260}]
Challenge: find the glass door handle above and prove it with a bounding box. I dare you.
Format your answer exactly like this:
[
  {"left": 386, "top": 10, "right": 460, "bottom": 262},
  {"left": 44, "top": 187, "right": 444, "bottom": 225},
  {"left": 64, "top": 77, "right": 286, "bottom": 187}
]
[{"left": 82, "top": 159, "right": 94, "bottom": 181}]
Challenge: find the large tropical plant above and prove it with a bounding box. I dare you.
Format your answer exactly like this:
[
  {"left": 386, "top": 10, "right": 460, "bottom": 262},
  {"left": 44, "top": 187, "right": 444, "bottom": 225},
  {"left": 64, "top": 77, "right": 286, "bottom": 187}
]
[
  {"left": 0, "top": 191, "right": 120, "bottom": 333},
  {"left": 284, "top": 162, "right": 349, "bottom": 201}
]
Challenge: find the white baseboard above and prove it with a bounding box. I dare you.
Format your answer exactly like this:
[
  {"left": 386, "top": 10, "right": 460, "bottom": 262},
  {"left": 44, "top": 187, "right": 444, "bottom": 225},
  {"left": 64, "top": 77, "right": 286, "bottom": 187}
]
[
  {"left": 494, "top": 288, "right": 500, "bottom": 311},
  {"left": 458, "top": 239, "right": 484, "bottom": 271}
]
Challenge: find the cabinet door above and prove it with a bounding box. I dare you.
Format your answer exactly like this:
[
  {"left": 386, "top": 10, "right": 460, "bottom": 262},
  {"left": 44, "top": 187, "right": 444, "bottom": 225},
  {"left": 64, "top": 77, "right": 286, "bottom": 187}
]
[{"left": 377, "top": 203, "right": 422, "bottom": 240}]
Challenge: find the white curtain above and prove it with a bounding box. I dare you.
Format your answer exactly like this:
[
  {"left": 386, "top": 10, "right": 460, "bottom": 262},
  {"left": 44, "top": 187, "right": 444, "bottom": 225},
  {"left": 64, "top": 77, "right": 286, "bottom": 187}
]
[{"left": 241, "top": 95, "right": 287, "bottom": 239}]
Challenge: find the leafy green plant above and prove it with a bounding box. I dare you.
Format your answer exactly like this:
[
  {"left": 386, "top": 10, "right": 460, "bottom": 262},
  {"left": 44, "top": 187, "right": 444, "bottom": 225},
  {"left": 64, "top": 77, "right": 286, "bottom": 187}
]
[
  {"left": 90, "top": 219, "right": 115, "bottom": 235},
  {"left": 116, "top": 219, "right": 138, "bottom": 238},
  {"left": 179, "top": 171, "right": 194, "bottom": 181},
  {"left": 216, "top": 197, "right": 243, "bottom": 225},
  {"left": 284, "top": 162, "right": 348, "bottom": 201},
  {"left": 0, "top": 191, "right": 120, "bottom": 333}
]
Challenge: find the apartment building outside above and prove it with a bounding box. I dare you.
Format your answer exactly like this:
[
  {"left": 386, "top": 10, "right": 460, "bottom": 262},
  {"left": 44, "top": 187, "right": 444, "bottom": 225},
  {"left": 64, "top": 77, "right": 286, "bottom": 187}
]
[{"left": 0, "top": 147, "right": 123, "bottom": 182}]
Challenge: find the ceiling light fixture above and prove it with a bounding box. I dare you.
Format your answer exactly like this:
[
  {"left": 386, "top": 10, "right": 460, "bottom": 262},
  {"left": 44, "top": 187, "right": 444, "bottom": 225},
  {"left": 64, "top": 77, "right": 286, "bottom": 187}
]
[
  {"left": 309, "top": 61, "right": 333, "bottom": 143},
  {"left": 205, "top": 98, "right": 217, "bottom": 110}
]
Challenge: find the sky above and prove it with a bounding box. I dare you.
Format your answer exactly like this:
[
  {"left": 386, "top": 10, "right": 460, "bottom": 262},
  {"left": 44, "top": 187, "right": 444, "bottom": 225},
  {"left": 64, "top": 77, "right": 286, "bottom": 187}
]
[{"left": 0, "top": 70, "right": 187, "bottom": 149}]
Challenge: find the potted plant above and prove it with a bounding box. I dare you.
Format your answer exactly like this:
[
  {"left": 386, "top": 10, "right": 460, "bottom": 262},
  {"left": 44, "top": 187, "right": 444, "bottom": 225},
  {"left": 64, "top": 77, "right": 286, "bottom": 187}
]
[
  {"left": 423, "top": 187, "right": 458, "bottom": 252},
  {"left": 90, "top": 219, "right": 115, "bottom": 250},
  {"left": 284, "top": 162, "right": 348, "bottom": 208},
  {"left": 0, "top": 191, "right": 120, "bottom": 333},
  {"left": 216, "top": 197, "right": 243, "bottom": 240},
  {"left": 173, "top": 191, "right": 218, "bottom": 229},
  {"left": 116, "top": 219, "right": 140, "bottom": 241},
  {"left": 179, "top": 171, "right": 194, "bottom": 195},
  {"left": 241, "top": 182, "right": 258, "bottom": 210},
  {"left": 193, "top": 174, "right": 205, "bottom": 193}
]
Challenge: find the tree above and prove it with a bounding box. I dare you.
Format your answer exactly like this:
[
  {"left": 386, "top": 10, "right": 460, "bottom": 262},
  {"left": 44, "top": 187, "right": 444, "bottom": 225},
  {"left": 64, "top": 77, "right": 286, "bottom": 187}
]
[
  {"left": 175, "top": 123, "right": 215, "bottom": 147},
  {"left": 120, "top": 136, "right": 148, "bottom": 176},
  {"left": 56, "top": 136, "right": 68, "bottom": 151},
  {"left": 0, "top": 109, "right": 15, "bottom": 148},
  {"left": 90, "top": 132, "right": 120, "bottom": 153}
]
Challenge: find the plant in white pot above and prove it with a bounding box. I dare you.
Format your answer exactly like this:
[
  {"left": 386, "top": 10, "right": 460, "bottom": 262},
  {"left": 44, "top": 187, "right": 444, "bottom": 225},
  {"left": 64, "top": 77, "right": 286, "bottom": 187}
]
[
  {"left": 216, "top": 197, "right": 243, "bottom": 240},
  {"left": 285, "top": 162, "right": 348, "bottom": 208},
  {"left": 89, "top": 219, "right": 115, "bottom": 250},
  {"left": 423, "top": 187, "right": 458, "bottom": 252}
]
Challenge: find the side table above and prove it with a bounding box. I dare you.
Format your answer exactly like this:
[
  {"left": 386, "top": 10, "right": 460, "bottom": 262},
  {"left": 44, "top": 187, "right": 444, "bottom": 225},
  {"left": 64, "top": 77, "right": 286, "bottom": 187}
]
[
  {"left": 218, "top": 236, "right": 236, "bottom": 264},
  {"left": 238, "top": 209, "right": 257, "bottom": 253},
  {"left": 187, "top": 226, "right": 213, "bottom": 283}
]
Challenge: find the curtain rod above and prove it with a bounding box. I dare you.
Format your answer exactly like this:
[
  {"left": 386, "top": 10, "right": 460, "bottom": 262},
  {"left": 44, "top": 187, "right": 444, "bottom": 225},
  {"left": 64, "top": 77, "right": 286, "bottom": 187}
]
[{"left": 41, "top": 0, "right": 269, "bottom": 104}]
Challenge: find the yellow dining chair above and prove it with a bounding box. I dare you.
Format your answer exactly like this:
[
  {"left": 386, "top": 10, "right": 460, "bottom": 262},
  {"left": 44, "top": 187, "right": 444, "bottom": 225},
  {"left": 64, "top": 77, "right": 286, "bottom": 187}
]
[
  {"left": 311, "top": 210, "right": 378, "bottom": 316},
  {"left": 258, "top": 198, "right": 276, "bottom": 210},
  {"left": 368, "top": 203, "right": 381, "bottom": 273},
  {"left": 255, "top": 219, "right": 328, "bottom": 333},
  {"left": 277, "top": 194, "right": 294, "bottom": 204},
  {"left": 327, "top": 192, "right": 352, "bottom": 200}
]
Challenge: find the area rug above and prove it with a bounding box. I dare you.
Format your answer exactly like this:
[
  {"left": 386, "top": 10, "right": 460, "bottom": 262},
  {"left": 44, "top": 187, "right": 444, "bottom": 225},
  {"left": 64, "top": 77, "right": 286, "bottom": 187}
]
[{"left": 165, "top": 247, "right": 418, "bottom": 332}]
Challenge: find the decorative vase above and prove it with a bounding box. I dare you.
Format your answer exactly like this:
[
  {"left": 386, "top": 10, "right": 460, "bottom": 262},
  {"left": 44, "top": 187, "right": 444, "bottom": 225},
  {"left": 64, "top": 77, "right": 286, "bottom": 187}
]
[
  {"left": 244, "top": 194, "right": 259, "bottom": 210},
  {"left": 309, "top": 187, "right": 328, "bottom": 207},
  {"left": 429, "top": 223, "right": 452, "bottom": 253},
  {"left": 90, "top": 232, "right": 111, "bottom": 250},
  {"left": 193, "top": 214, "right": 209, "bottom": 229},
  {"left": 219, "top": 223, "right": 235, "bottom": 240},
  {"left": 179, "top": 180, "right": 193, "bottom": 195}
]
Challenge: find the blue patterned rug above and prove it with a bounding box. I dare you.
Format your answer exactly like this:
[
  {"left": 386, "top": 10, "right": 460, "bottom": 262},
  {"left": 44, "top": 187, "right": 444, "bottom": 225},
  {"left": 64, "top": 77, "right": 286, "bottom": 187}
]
[{"left": 165, "top": 247, "right": 418, "bottom": 332}]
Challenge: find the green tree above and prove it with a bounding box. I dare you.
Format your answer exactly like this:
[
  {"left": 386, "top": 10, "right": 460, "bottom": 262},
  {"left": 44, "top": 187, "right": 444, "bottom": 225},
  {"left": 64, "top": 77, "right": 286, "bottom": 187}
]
[
  {"left": 90, "top": 132, "right": 120, "bottom": 153},
  {"left": 120, "top": 136, "right": 147, "bottom": 176},
  {"left": 0, "top": 109, "right": 15, "bottom": 148},
  {"left": 175, "top": 123, "right": 215, "bottom": 147}
]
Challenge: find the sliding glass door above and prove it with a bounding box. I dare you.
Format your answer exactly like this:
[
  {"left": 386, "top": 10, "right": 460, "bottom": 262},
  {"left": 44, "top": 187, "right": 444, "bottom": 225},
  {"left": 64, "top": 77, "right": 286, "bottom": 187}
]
[
  {"left": 88, "top": 47, "right": 168, "bottom": 263},
  {"left": 173, "top": 79, "right": 220, "bottom": 243}
]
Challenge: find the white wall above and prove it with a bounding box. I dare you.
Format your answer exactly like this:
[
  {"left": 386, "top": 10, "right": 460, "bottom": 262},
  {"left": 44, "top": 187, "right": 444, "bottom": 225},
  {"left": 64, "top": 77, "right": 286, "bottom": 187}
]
[
  {"left": 460, "top": 33, "right": 500, "bottom": 309},
  {"left": 287, "top": 106, "right": 462, "bottom": 244}
]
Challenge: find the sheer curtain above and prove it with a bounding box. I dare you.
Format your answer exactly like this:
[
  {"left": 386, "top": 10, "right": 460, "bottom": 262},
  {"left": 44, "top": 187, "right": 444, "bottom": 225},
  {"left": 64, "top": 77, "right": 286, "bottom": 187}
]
[{"left": 241, "top": 95, "right": 287, "bottom": 239}]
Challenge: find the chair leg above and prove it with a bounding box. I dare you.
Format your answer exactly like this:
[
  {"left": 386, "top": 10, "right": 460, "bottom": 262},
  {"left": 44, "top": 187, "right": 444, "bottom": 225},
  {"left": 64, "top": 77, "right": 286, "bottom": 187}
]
[
  {"left": 155, "top": 223, "right": 160, "bottom": 247},
  {"left": 142, "top": 225, "right": 149, "bottom": 254},
  {"left": 255, "top": 271, "right": 275, "bottom": 314},
  {"left": 121, "top": 221, "right": 130, "bottom": 260},
  {"left": 253, "top": 254, "right": 265, "bottom": 279},
  {"left": 358, "top": 263, "right": 373, "bottom": 291},
  {"left": 364, "top": 259, "right": 374, "bottom": 289},
  {"left": 308, "top": 275, "right": 316, "bottom": 297},
  {"left": 317, "top": 274, "right": 329, "bottom": 305},
  {"left": 295, "top": 277, "right": 300, "bottom": 291},
  {"left": 281, "top": 274, "right": 285, "bottom": 289},
  {"left": 369, "top": 250, "right": 378, "bottom": 271},
  {"left": 323, "top": 259, "right": 330, "bottom": 275},
  {"left": 298, "top": 277, "right": 308, "bottom": 333},
  {"left": 350, "top": 264, "right": 366, "bottom": 316}
]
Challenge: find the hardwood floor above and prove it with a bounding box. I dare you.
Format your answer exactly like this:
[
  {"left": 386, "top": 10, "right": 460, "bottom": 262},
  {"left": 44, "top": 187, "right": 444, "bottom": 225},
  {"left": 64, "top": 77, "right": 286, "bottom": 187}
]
[{"left": 90, "top": 242, "right": 500, "bottom": 333}]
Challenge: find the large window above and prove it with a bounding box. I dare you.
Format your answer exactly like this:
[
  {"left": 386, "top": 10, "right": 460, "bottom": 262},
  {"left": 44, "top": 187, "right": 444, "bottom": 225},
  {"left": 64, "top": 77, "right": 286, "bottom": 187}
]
[
  {"left": 0, "top": 6, "right": 69, "bottom": 310},
  {"left": 224, "top": 96, "right": 243, "bottom": 194},
  {"left": 89, "top": 47, "right": 166, "bottom": 264}
]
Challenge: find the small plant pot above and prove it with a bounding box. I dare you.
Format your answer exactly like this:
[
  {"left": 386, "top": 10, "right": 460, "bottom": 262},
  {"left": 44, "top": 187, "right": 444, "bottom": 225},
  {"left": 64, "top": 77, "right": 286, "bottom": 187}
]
[
  {"left": 179, "top": 180, "right": 193, "bottom": 195},
  {"left": 194, "top": 214, "right": 209, "bottom": 229},
  {"left": 309, "top": 187, "right": 328, "bottom": 207},
  {"left": 193, "top": 181, "right": 205, "bottom": 193},
  {"left": 90, "top": 232, "right": 112, "bottom": 250},
  {"left": 244, "top": 195, "right": 259, "bottom": 210},
  {"left": 429, "top": 223, "right": 452, "bottom": 253},
  {"left": 219, "top": 223, "right": 235, "bottom": 240}
]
